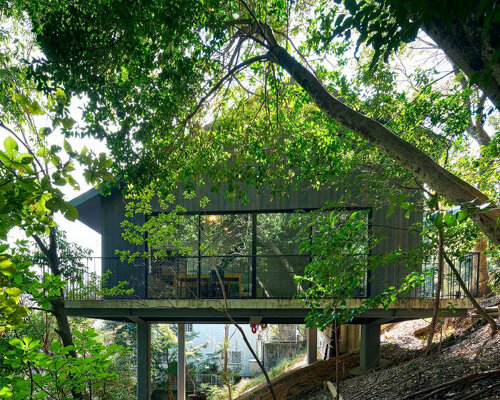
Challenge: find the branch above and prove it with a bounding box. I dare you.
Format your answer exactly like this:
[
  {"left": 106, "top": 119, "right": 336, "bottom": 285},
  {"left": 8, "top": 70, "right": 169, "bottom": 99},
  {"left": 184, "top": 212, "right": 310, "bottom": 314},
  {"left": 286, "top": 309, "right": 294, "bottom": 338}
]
[
  {"left": 211, "top": 261, "right": 276, "bottom": 400},
  {"left": 458, "top": 381, "right": 500, "bottom": 400},
  {"left": 183, "top": 54, "right": 269, "bottom": 126},
  {"left": 400, "top": 368, "right": 500, "bottom": 400},
  {"left": 0, "top": 120, "right": 44, "bottom": 175},
  {"left": 443, "top": 252, "right": 498, "bottom": 334},
  {"left": 32, "top": 234, "right": 50, "bottom": 258},
  {"left": 267, "top": 43, "right": 500, "bottom": 244}
]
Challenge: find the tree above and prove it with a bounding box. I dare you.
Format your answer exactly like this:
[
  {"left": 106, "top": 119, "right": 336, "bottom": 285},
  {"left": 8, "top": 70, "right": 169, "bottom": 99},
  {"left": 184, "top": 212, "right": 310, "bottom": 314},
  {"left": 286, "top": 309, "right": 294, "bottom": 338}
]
[
  {"left": 312, "top": 0, "right": 500, "bottom": 108},
  {"left": 0, "top": 11, "right": 116, "bottom": 398},
  {"left": 293, "top": 209, "right": 425, "bottom": 398},
  {"left": 15, "top": 0, "right": 500, "bottom": 246}
]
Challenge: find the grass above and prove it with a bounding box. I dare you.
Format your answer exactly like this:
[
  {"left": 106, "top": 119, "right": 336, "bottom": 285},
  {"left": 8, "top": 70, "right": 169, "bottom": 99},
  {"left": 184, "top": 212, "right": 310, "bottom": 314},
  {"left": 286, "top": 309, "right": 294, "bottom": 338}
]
[{"left": 202, "top": 351, "right": 307, "bottom": 400}]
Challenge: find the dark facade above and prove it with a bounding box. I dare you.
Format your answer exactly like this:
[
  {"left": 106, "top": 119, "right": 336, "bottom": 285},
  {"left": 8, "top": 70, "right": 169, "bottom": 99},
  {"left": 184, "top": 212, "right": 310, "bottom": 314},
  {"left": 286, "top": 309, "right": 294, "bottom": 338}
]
[{"left": 72, "top": 182, "right": 422, "bottom": 301}]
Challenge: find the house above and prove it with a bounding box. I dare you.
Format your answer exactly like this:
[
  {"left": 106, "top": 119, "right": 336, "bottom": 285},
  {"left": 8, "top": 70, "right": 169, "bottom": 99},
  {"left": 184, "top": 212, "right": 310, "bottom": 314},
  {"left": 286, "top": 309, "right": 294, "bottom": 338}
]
[{"left": 66, "top": 181, "right": 478, "bottom": 400}]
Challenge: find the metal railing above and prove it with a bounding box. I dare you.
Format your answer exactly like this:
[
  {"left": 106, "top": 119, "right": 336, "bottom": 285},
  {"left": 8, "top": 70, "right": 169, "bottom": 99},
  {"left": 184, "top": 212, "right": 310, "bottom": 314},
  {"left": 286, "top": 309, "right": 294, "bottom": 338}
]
[
  {"left": 60, "top": 253, "right": 480, "bottom": 301},
  {"left": 420, "top": 252, "right": 480, "bottom": 299},
  {"left": 148, "top": 254, "right": 311, "bottom": 300}
]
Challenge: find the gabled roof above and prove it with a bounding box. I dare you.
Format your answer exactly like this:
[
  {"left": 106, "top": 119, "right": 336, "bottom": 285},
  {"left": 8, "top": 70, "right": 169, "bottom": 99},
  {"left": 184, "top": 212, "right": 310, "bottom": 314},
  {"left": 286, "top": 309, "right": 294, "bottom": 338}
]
[{"left": 70, "top": 188, "right": 101, "bottom": 233}]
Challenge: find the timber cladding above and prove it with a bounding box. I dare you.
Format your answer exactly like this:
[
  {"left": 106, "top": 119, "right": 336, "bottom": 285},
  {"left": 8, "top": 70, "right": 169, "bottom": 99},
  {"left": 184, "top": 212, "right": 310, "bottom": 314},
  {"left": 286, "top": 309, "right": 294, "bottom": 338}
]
[{"left": 80, "top": 179, "right": 422, "bottom": 300}]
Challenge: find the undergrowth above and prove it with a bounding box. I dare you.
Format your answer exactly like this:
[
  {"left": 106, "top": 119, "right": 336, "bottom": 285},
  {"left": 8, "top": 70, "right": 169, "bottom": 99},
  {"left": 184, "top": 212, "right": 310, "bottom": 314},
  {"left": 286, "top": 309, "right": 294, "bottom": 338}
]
[{"left": 202, "top": 351, "right": 307, "bottom": 400}]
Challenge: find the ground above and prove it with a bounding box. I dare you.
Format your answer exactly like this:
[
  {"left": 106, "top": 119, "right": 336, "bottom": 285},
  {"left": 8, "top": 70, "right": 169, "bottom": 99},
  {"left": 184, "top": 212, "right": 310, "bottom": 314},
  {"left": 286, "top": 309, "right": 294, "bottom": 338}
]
[{"left": 300, "top": 316, "right": 500, "bottom": 400}]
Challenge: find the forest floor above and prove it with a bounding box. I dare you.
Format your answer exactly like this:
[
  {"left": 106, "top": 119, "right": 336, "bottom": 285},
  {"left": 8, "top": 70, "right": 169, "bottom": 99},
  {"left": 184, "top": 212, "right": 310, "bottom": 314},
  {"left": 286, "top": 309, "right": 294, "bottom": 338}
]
[{"left": 301, "top": 314, "right": 500, "bottom": 400}]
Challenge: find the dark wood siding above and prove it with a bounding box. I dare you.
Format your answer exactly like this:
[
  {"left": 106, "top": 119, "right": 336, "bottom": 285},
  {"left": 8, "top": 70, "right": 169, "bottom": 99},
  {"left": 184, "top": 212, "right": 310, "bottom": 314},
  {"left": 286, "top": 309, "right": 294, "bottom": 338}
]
[
  {"left": 370, "top": 207, "right": 422, "bottom": 295},
  {"left": 101, "top": 190, "right": 146, "bottom": 298},
  {"left": 100, "top": 183, "right": 422, "bottom": 299}
]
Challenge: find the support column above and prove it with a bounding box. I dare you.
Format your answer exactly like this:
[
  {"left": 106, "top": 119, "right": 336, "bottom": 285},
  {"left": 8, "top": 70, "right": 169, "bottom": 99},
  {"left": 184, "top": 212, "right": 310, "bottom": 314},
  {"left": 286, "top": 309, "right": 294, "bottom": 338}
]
[
  {"left": 306, "top": 326, "right": 317, "bottom": 364},
  {"left": 177, "top": 323, "right": 186, "bottom": 400},
  {"left": 360, "top": 324, "right": 381, "bottom": 370},
  {"left": 136, "top": 322, "right": 151, "bottom": 400}
]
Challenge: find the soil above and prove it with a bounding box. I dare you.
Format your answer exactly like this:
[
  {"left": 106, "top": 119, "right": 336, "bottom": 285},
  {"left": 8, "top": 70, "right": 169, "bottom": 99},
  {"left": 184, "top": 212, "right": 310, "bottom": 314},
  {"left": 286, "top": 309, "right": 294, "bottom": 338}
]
[{"left": 300, "top": 316, "right": 500, "bottom": 400}]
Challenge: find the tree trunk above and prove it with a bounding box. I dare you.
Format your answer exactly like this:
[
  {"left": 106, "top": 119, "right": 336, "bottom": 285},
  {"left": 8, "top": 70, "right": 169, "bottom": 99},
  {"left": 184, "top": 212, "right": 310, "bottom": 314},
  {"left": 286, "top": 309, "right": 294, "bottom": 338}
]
[
  {"left": 223, "top": 323, "right": 233, "bottom": 400},
  {"left": 443, "top": 253, "right": 497, "bottom": 334},
  {"left": 334, "top": 318, "right": 340, "bottom": 400},
  {"left": 262, "top": 41, "right": 500, "bottom": 245},
  {"left": 473, "top": 236, "right": 491, "bottom": 297},
  {"left": 423, "top": 15, "right": 500, "bottom": 109},
  {"left": 33, "top": 229, "right": 83, "bottom": 399},
  {"left": 425, "top": 226, "right": 444, "bottom": 354}
]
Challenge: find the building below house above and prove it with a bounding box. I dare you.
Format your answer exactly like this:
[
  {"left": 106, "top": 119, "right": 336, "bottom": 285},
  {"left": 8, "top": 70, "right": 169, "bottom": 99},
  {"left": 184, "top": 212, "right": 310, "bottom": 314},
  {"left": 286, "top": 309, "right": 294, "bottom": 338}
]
[{"left": 187, "top": 323, "right": 258, "bottom": 377}]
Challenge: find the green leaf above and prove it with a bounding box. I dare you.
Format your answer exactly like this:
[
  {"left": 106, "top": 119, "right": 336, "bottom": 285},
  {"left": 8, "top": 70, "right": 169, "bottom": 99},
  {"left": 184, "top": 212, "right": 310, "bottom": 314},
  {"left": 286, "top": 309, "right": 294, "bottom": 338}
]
[
  {"left": 17, "top": 153, "right": 33, "bottom": 165},
  {"left": 62, "top": 202, "right": 78, "bottom": 221},
  {"left": 54, "top": 87, "right": 67, "bottom": 105},
  {"left": 434, "top": 213, "right": 444, "bottom": 229},
  {"left": 386, "top": 204, "right": 397, "bottom": 217},
  {"left": 5, "top": 288, "right": 21, "bottom": 297},
  {"left": 444, "top": 213, "right": 457, "bottom": 226},
  {"left": 4, "top": 137, "right": 18, "bottom": 156},
  {"left": 457, "top": 210, "right": 468, "bottom": 222},
  {"left": 0, "top": 257, "right": 13, "bottom": 270},
  {"left": 61, "top": 117, "right": 76, "bottom": 129},
  {"left": 63, "top": 139, "right": 73, "bottom": 153}
]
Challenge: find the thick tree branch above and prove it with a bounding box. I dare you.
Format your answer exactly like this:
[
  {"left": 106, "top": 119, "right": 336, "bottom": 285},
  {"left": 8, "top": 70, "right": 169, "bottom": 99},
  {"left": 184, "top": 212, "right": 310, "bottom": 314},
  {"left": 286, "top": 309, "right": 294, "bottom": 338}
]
[
  {"left": 443, "top": 252, "right": 497, "bottom": 335},
  {"left": 423, "top": 16, "right": 500, "bottom": 109},
  {"left": 247, "top": 34, "right": 500, "bottom": 244}
]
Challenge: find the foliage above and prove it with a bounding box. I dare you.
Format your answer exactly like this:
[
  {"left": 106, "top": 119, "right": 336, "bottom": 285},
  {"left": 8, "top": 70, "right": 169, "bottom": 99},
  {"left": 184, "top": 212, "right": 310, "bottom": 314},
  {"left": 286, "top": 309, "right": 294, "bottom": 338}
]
[
  {"left": 0, "top": 11, "right": 113, "bottom": 331},
  {"left": 0, "top": 326, "right": 128, "bottom": 399},
  {"left": 309, "top": 0, "right": 498, "bottom": 66},
  {"left": 293, "top": 209, "right": 425, "bottom": 329}
]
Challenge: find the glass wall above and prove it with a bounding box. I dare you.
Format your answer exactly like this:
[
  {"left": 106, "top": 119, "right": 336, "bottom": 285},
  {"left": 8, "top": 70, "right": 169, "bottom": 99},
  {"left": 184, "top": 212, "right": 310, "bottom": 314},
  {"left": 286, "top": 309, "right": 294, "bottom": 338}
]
[
  {"left": 256, "top": 213, "right": 309, "bottom": 297},
  {"left": 147, "top": 210, "right": 368, "bottom": 299}
]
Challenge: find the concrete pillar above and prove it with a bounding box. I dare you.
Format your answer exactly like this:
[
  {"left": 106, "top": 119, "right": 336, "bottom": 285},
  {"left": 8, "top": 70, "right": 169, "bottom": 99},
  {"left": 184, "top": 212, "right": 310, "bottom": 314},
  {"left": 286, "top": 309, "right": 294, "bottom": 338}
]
[
  {"left": 136, "top": 322, "right": 151, "bottom": 400},
  {"left": 360, "top": 324, "right": 381, "bottom": 370},
  {"left": 306, "top": 326, "right": 317, "bottom": 364},
  {"left": 177, "top": 323, "right": 186, "bottom": 400}
]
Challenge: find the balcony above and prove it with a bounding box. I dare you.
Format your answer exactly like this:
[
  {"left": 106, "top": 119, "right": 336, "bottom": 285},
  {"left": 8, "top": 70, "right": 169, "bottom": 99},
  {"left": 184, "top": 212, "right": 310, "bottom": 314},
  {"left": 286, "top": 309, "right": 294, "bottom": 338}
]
[{"left": 62, "top": 253, "right": 481, "bottom": 302}]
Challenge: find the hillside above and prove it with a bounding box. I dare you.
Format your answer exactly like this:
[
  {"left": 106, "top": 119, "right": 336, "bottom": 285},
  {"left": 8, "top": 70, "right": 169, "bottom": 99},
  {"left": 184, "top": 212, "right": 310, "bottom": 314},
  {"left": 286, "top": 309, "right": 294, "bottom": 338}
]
[
  {"left": 305, "top": 317, "right": 500, "bottom": 400},
  {"left": 236, "top": 316, "right": 499, "bottom": 400}
]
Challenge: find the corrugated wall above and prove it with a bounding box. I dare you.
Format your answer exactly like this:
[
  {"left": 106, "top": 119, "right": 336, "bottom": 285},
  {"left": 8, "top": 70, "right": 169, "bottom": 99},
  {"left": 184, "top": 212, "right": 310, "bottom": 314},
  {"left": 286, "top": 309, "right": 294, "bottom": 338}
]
[
  {"left": 100, "top": 182, "right": 422, "bottom": 299},
  {"left": 101, "top": 190, "right": 146, "bottom": 298}
]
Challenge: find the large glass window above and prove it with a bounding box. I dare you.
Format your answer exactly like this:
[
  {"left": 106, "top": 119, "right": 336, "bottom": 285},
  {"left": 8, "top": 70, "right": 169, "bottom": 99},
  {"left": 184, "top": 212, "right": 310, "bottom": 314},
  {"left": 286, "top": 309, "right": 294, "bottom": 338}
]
[
  {"left": 256, "top": 213, "right": 309, "bottom": 298},
  {"left": 256, "top": 213, "right": 303, "bottom": 256},
  {"left": 148, "top": 209, "right": 369, "bottom": 299},
  {"left": 200, "top": 214, "right": 252, "bottom": 256}
]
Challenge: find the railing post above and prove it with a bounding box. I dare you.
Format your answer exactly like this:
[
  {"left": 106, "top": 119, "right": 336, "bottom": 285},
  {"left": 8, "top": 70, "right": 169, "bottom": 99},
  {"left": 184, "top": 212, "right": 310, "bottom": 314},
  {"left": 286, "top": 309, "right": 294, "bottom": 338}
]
[
  {"left": 197, "top": 215, "right": 201, "bottom": 298},
  {"left": 476, "top": 252, "right": 480, "bottom": 297},
  {"left": 178, "top": 323, "right": 186, "bottom": 400},
  {"left": 366, "top": 208, "right": 373, "bottom": 297},
  {"left": 251, "top": 214, "right": 257, "bottom": 298}
]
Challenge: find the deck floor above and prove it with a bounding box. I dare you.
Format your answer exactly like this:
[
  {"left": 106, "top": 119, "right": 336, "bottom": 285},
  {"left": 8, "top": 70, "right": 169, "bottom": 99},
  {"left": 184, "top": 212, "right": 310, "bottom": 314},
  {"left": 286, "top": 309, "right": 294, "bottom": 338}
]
[{"left": 64, "top": 298, "right": 474, "bottom": 324}]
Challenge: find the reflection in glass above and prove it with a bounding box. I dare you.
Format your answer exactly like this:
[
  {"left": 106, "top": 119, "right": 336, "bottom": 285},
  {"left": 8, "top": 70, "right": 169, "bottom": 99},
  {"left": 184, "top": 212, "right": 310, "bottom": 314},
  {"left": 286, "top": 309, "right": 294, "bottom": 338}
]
[
  {"left": 257, "top": 213, "right": 303, "bottom": 256},
  {"left": 200, "top": 214, "right": 252, "bottom": 256}
]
